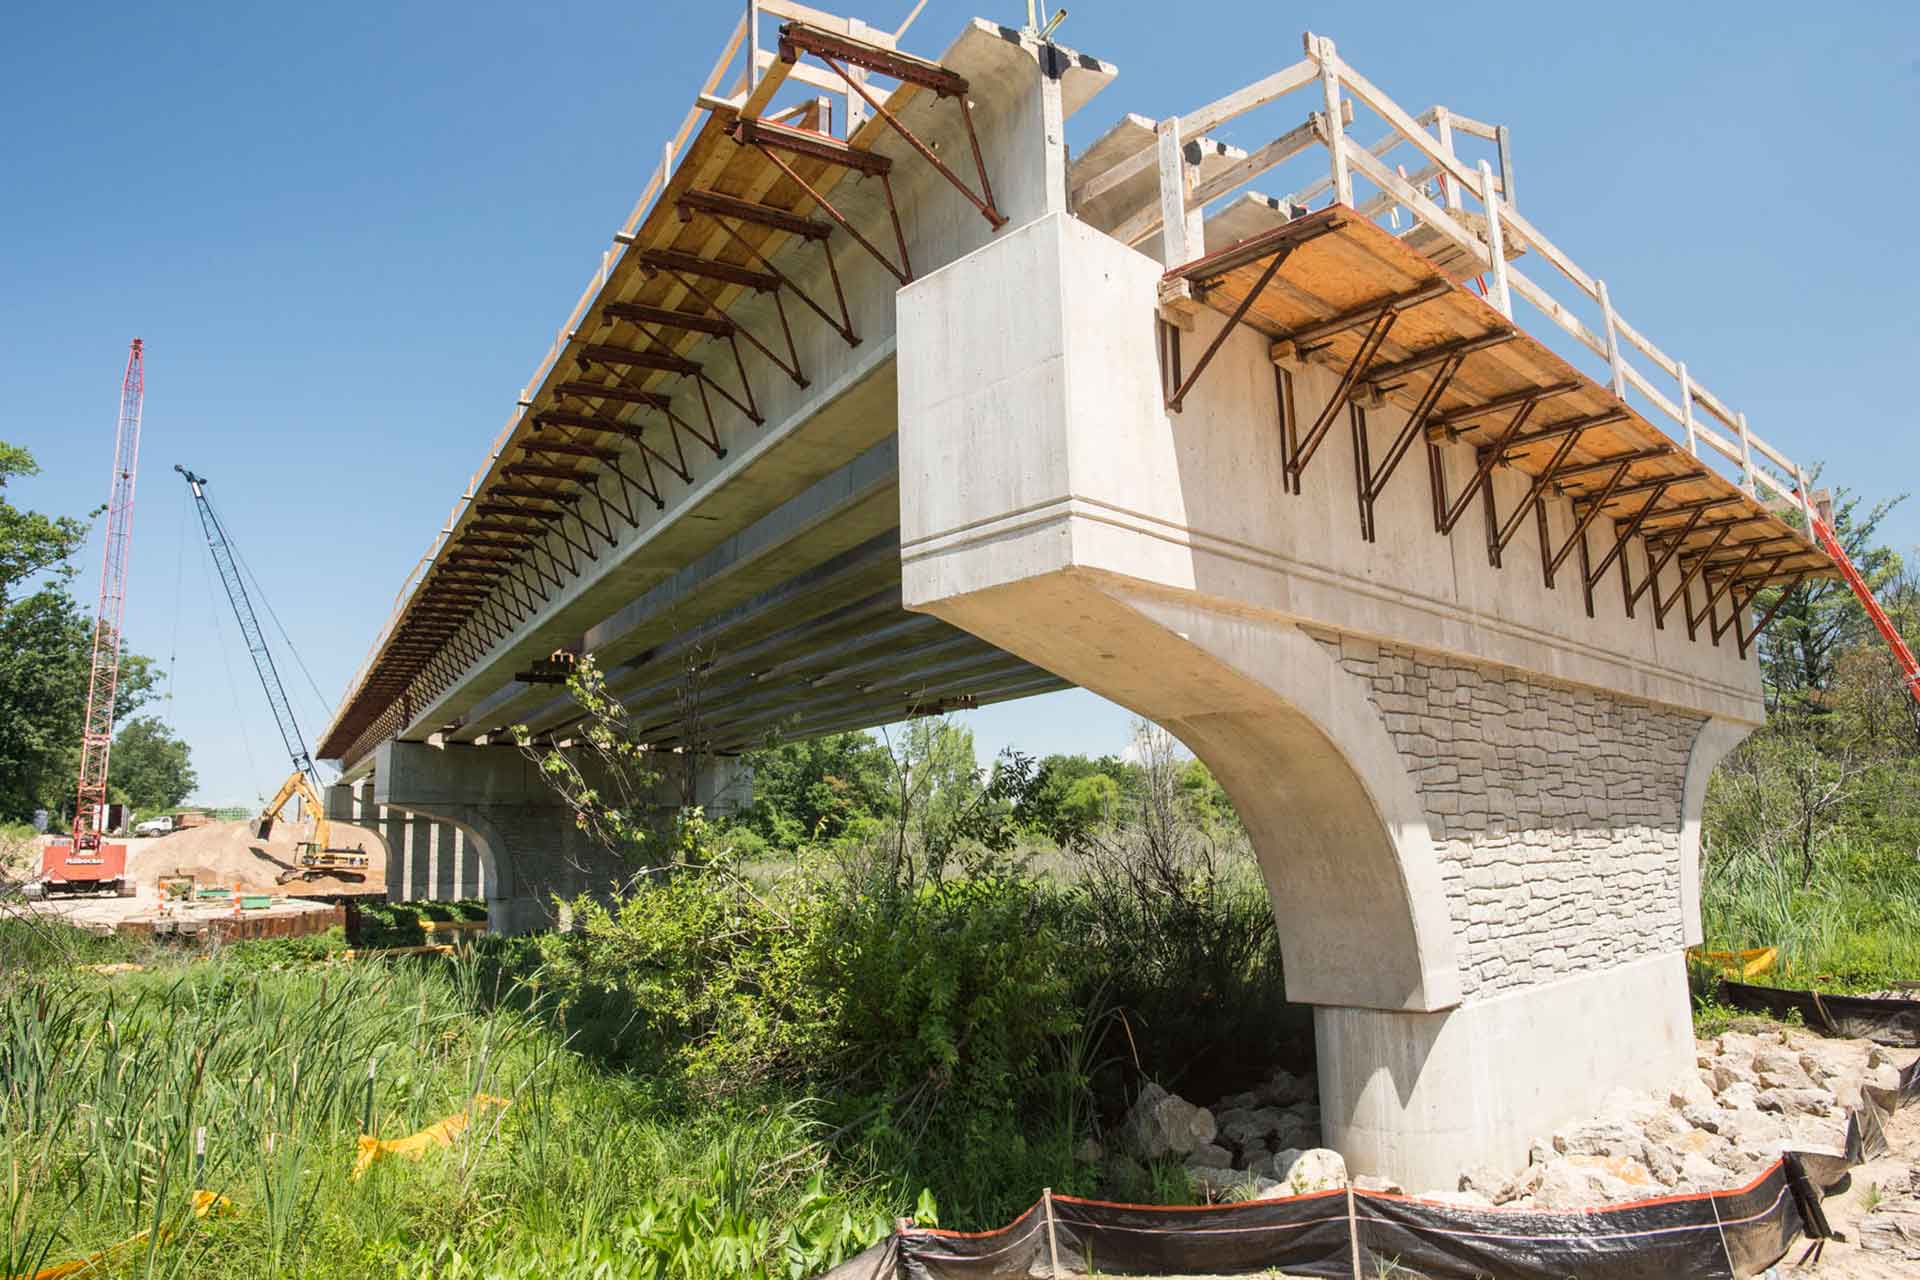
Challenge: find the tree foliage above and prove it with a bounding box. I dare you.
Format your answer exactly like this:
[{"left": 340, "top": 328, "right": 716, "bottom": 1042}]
[
  {"left": 0, "top": 443, "right": 160, "bottom": 821},
  {"left": 1757, "top": 487, "right": 1903, "bottom": 712},
  {"left": 108, "top": 715, "right": 197, "bottom": 812},
  {"left": 740, "top": 731, "right": 894, "bottom": 848}
]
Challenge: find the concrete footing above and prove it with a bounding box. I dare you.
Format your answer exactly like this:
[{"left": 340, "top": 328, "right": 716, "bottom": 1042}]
[{"left": 1315, "top": 952, "right": 1695, "bottom": 1188}]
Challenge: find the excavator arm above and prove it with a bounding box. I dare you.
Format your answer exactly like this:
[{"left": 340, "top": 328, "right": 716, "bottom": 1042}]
[{"left": 257, "top": 768, "right": 365, "bottom": 873}]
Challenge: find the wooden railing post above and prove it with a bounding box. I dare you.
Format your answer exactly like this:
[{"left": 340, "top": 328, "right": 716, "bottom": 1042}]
[
  {"left": 1309, "top": 34, "right": 1352, "bottom": 206},
  {"left": 1496, "top": 122, "right": 1516, "bottom": 210},
  {"left": 1435, "top": 107, "right": 1461, "bottom": 210},
  {"left": 1478, "top": 160, "right": 1511, "bottom": 319},
  {"left": 1597, "top": 278, "right": 1626, "bottom": 399},
  {"left": 1737, "top": 412, "right": 1756, "bottom": 495},
  {"left": 1676, "top": 361, "right": 1697, "bottom": 458},
  {"left": 1155, "top": 115, "right": 1195, "bottom": 266}
]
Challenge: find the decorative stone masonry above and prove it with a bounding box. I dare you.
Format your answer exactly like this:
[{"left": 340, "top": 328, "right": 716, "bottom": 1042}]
[{"left": 1307, "top": 629, "right": 1706, "bottom": 1000}]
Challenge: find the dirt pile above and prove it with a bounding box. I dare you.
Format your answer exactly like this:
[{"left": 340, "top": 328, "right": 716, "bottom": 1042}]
[{"left": 130, "top": 820, "right": 386, "bottom": 895}]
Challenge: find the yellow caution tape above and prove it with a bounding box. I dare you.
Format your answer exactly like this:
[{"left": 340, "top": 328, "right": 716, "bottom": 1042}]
[
  {"left": 14, "top": 1191, "right": 232, "bottom": 1279},
  {"left": 1690, "top": 946, "right": 1778, "bottom": 979},
  {"left": 351, "top": 1095, "right": 511, "bottom": 1180}
]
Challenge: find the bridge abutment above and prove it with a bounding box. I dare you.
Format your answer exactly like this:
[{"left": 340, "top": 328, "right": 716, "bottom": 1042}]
[
  {"left": 897, "top": 209, "right": 1764, "bottom": 1184},
  {"left": 372, "top": 740, "right": 631, "bottom": 933}
]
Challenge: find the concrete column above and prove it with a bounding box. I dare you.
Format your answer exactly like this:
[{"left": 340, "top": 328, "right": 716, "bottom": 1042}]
[
  {"left": 408, "top": 814, "right": 431, "bottom": 900},
  {"left": 383, "top": 806, "right": 410, "bottom": 901},
  {"left": 373, "top": 740, "right": 630, "bottom": 933},
  {"left": 1679, "top": 719, "right": 1752, "bottom": 948},
  {"left": 431, "top": 819, "right": 456, "bottom": 901},
  {"left": 323, "top": 783, "right": 353, "bottom": 822}
]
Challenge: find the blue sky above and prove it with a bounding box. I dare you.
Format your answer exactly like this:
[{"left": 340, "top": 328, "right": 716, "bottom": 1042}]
[{"left": 3, "top": 1, "right": 1915, "bottom": 806}]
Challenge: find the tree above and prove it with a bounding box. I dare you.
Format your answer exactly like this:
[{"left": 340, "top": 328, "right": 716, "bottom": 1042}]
[
  {"left": 0, "top": 442, "right": 161, "bottom": 821},
  {"left": 1757, "top": 487, "right": 1903, "bottom": 714},
  {"left": 108, "top": 716, "right": 197, "bottom": 812},
  {"left": 741, "top": 731, "right": 895, "bottom": 847}
]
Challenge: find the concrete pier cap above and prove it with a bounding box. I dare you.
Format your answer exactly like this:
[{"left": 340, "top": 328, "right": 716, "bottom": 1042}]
[{"left": 894, "top": 208, "right": 1763, "bottom": 1187}]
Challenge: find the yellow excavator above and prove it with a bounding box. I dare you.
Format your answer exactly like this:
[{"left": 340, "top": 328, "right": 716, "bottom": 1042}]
[{"left": 257, "top": 771, "right": 369, "bottom": 880}]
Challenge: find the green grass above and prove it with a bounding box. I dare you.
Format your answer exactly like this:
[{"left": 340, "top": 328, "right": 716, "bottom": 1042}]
[
  {"left": 1699, "top": 835, "right": 1920, "bottom": 994},
  {"left": 0, "top": 920, "right": 895, "bottom": 1280}
]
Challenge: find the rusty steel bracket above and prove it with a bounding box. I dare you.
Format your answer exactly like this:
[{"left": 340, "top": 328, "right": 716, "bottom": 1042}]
[
  {"left": 778, "top": 23, "right": 1005, "bottom": 231},
  {"left": 1656, "top": 523, "right": 1733, "bottom": 634},
  {"left": 1738, "top": 570, "right": 1808, "bottom": 658},
  {"left": 1163, "top": 243, "right": 1298, "bottom": 413},
  {"left": 1288, "top": 306, "right": 1398, "bottom": 486},
  {"left": 1580, "top": 479, "right": 1672, "bottom": 618},
  {"left": 729, "top": 116, "right": 912, "bottom": 285},
  {"left": 1539, "top": 456, "right": 1630, "bottom": 587},
  {"left": 1696, "top": 544, "right": 1768, "bottom": 645},
  {"left": 1429, "top": 395, "right": 1541, "bottom": 537},
  {"left": 679, "top": 192, "right": 859, "bottom": 347},
  {"left": 540, "top": 408, "right": 694, "bottom": 490},
  {"left": 641, "top": 261, "right": 808, "bottom": 388},
  {"left": 1715, "top": 554, "right": 1788, "bottom": 645},
  {"left": 1492, "top": 429, "right": 1586, "bottom": 569},
  {"left": 1352, "top": 352, "right": 1461, "bottom": 541}
]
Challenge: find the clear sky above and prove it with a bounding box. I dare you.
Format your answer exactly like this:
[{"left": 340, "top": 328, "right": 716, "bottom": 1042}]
[{"left": 3, "top": 1, "right": 1915, "bottom": 807}]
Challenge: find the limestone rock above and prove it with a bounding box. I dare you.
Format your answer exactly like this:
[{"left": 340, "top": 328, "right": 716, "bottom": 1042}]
[
  {"left": 1352, "top": 1173, "right": 1404, "bottom": 1196},
  {"left": 1421, "top": 1188, "right": 1494, "bottom": 1209},
  {"left": 1716, "top": 1081, "right": 1761, "bottom": 1113},
  {"left": 1680, "top": 1102, "right": 1727, "bottom": 1135},
  {"left": 1676, "top": 1151, "right": 1728, "bottom": 1191},
  {"left": 1709, "top": 1060, "right": 1756, "bottom": 1094},
  {"left": 1755, "top": 1085, "right": 1834, "bottom": 1116},
  {"left": 1641, "top": 1140, "right": 1682, "bottom": 1188},
  {"left": 1533, "top": 1161, "right": 1638, "bottom": 1210},
  {"left": 1552, "top": 1118, "right": 1642, "bottom": 1158},
  {"left": 1270, "top": 1148, "right": 1347, "bottom": 1195},
  {"left": 1860, "top": 1197, "right": 1920, "bottom": 1260},
  {"left": 1188, "top": 1141, "right": 1233, "bottom": 1170},
  {"left": 1075, "top": 1137, "right": 1104, "bottom": 1164},
  {"left": 1256, "top": 1068, "right": 1316, "bottom": 1108},
  {"left": 1751, "top": 1047, "right": 1814, "bottom": 1090},
  {"left": 1668, "top": 1073, "right": 1715, "bottom": 1111},
  {"left": 1123, "top": 1084, "right": 1217, "bottom": 1159}
]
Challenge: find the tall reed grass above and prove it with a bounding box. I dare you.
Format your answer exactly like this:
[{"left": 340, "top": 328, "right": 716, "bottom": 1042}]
[{"left": 0, "top": 920, "right": 889, "bottom": 1279}]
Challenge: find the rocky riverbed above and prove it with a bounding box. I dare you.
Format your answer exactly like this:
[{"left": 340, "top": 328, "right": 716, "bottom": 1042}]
[{"left": 1097, "top": 1024, "right": 1917, "bottom": 1272}]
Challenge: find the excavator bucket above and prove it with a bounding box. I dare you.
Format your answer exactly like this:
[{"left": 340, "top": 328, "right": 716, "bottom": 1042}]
[{"left": 255, "top": 816, "right": 276, "bottom": 840}]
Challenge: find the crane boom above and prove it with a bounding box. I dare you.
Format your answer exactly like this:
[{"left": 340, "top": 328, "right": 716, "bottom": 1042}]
[
  {"left": 175, "top": 465, "right": 365, "bottom": 876},
  {"left": 71, "top": 338, "right": 146, "bottom": 853},
  {"left": 175, "top": 465, "right": 317, "bottom": 786}
]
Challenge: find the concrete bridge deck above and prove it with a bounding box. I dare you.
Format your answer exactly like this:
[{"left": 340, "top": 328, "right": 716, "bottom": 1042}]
[{"left": 317, "top": 6, "right": 1839, "bottom": 1187}]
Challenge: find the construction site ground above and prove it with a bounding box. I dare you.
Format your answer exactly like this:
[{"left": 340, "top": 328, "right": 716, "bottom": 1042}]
[{"left": 17, "top": 819, "right": 385, "bottom": 937}]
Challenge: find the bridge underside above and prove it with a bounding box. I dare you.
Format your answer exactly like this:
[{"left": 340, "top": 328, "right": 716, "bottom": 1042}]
[{"left": 454, "top": 465, "right": 1072, "bottom": 756}]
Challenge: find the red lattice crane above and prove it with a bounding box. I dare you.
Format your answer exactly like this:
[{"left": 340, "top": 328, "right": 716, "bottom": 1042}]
[
  {"left": 41, "top": 339, "right": 145, "bottom": 895},
  {"left": 1805, "top": 495, "right": 1920, "bottom": 711}
]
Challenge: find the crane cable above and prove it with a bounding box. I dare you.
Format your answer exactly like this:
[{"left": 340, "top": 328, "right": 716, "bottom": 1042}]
[
  {"left": 195, "top": 520, "right": 263, "bottom": 804},
  {"left": 203, "top": 487, "right": 337, "bottom": 785},
  {"left": 163, "top": 480, "right": 190, "bottom": 731}
]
